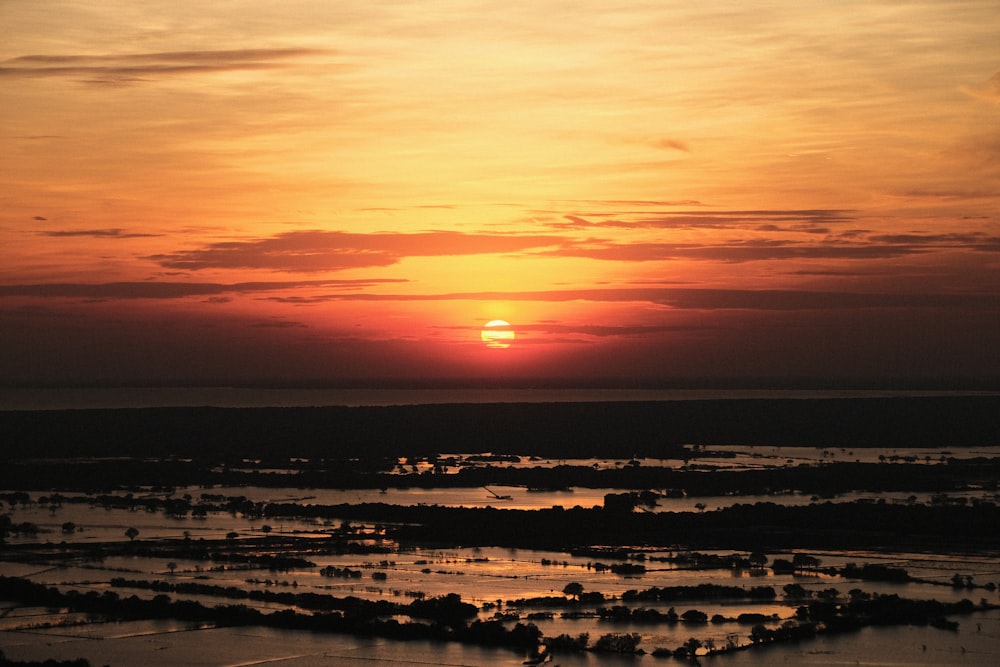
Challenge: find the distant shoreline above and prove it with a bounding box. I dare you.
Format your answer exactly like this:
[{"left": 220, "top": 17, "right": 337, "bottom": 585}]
[
  {"left": 2, "top": 385, "right": 998, "bottom": 411},
  {"left": 3, "top": 395, "right": 999, "bottom": 459}
]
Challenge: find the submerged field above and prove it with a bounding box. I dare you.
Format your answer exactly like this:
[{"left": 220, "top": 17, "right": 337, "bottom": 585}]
[{"left": 2, "top": 397, "right": 999, "bottom": 666}]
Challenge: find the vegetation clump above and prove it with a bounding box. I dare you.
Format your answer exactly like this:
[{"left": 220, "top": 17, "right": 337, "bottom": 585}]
[{"left": 0, "top": 651, "right": 96, "bottom": 667}]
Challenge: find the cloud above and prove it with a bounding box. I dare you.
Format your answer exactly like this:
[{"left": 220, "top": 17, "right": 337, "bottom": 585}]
[
  {"left": 548, "top": 209, "right": 856, "bottom": 231},
  {"left": 538, "top": 240, "right": 920, "bottom": 263},
  {"left": 532, "top": 215, "right": 1000, "bottom": 263},
  {"left": 0, "top": 304, "right": 83, "bottom": 320},
  {"left": 139, "top": 217, "right": 1000, "bottom": 277},
  {"left": 149, "top": 230, "right": 568, "bottom": 272},
  {"left": 262, "top": 286, "right": 1000, "bottom": 312},
  {"left": 0, "top": 48, "right": 335, "bottom": 84},
  {"left": 564, "top": 200, "right": 707, "bottom": 207},
  {"left": 445, "top": 322, "right": 714, "bottom": 338},
  {"left": 432, "top": 320, "right": 720, "bottom": 347},
  {"left": 39, "top": 228, "right": 160, "bottom": 238},
  {"left": 249, "top": 319, "right": 308, "bottom": 329},
  {"left": 786, "top": 269, "right": 888, "bottom": 277},
  {"left": 845, "top": 230, "right": 1000, "bottom": 254},
  {"left": 867, "top": 232, "right": 1000, "bottom": 249},
  {"left": 654, "top": 138, "right": 690, "bottom": 152},
  {"left": 549, "top": 215, "right": 643, "bottom": 230},
  {"left": 756, "top": 224, "right": 830, "bottom": 235},
  {"left": 0, "top": 279, "right": 406, "bottom": 300},
  {"left": 894, "top": 188, "right": 1000, "bottom": 201},
  {"left": 960, "top": 70, "right": 1000, "bottom": 105}
]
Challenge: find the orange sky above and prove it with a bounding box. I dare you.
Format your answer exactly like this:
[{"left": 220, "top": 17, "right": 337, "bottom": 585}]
[{"left": 2, "top": 1, "right": 999, "bottom": 386}]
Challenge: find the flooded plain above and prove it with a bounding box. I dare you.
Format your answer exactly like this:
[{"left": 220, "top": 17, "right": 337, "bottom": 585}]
[{"left": 3, "top": 442, "right": 1000, "bottom": 666}]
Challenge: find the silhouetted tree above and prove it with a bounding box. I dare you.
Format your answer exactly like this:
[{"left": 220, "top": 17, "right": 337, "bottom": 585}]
[
  {"left": 593, "top": 632, "right": 641, "bottom": 653},
  {"left": 783, "top": 583, "right": 809, "bottom": 598},
  {"left": 562, "top": 582, "right": 584, "bottom": 600},
  {"left": 682, "top": 609, "right": 708, "bottom": 623},
  {"left": 792, "top": 553, "right": 821, "bottom": 572}
]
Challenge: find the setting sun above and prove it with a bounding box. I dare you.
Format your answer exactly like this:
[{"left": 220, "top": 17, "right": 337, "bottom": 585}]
[{"left": 481, "top": 320, "right": 515, "bottom": 349}]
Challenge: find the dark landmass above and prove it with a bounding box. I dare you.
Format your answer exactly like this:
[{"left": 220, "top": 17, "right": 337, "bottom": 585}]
[
  {"left": 266, "top": 501, "right": 1000, "bottom": 552},
  {"left": 4, "top": 456, "right": 999, "bottom": 495},
  {"left": 0, "top": 570, "right": 991, "bottom": 661},
  {"left": 0, "top": 654, "right": 95, "bottom": 667},
  {"left": 0, "top": 575, "right": 541, "bottom": 651},
  {"left": 9, "top": 498, "right": 997, "bottom": 553},
  {"left": 4, "top": 396, "right": 1000, "bottom": 663},
  {"left": 3, "top": 396, "right": 999, "bottom": 461}
]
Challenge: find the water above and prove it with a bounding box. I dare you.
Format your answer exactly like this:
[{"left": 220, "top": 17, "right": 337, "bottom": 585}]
[
  {"left": 3, "top": 391, "right": 999, "bottom": 664},
  {"left": 1, "top": 386, "right": 993, "bottom": 410},
  {"left": 5, "top": 491, "right": 1000, "bottom": 665},
  {"left": 4, "top": 614, "right": 998, "bottom": 666},
  {"left": 0, "top": 625, "right": 644, "bottom": 666}
]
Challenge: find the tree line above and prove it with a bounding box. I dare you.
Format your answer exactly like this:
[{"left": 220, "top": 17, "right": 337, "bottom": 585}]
[{"left": 3, "top": 396, "right": 999, "bottom": 462}]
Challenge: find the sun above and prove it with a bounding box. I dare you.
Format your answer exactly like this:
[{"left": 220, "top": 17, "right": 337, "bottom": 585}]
[{"left": 481, "top": 320, "right": 515, "bottom": 348}]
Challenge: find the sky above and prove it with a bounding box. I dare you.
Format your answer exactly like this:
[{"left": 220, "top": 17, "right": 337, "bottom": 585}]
[{"left": 1, "top": 1, "right": 999, "bottom": 387}]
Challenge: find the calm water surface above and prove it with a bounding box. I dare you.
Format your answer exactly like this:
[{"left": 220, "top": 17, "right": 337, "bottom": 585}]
[
  {"left": 2, "top": 386, "right": 994, "bottom": 410},
  {"left": 4, "top": 619, "right": 998, "bottom": 666}
]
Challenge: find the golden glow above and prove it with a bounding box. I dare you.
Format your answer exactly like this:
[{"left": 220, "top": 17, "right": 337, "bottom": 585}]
[
  {"left": 481, "top": 320, "right": 515, "bottom": 349},
  {"left": 0, "top": 2, "right": 997, "bottom": 384}
]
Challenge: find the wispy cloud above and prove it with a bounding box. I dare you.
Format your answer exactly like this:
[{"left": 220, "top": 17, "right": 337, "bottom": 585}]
[
  {"left": 0, "top": 279, "right": 405, "bottom": 300},
  {"left": 867, "top": 232, "right": 1000, "bottom": 249},
  {"left": 39, "top": 228, "right": 160, "bottom": 239},
  {"left": 653, "top": 138, "right": 690, "bottom": 152},
  {"left": 561, "top": 200, "right": 707, "bottom": 207},
  {"left": 263, "top": 287, "right": 1000, "bottom": 312},
  {"left": 539, "top": 240, "right": 921, "bottom": 263},
  {"left": 547, "top": 209, "right": 856, "bottom": 231},
  {"left": 155, "top": 217, "right": 1000, "bottom": 276},
  {"left": 0, "top": 48, "right": 335, "bottom": 84},
  {"left": 893, "top": 188, "right": 1000, "bottom": 201},
  {"left": 535, "top": 207, "right": 1000, "bottom": 263},
  {"left": 249, "top": 319, "right": 308, "bottom": 329},
  {"left": 442, "top": 321, "right": 714, "bottom": 339},
  {"left": 756, "top": 224, "right": 830, "bottom": 235},
  {"left": 149, "top": 230, "right": 569, "bottom": 272},
  {"left": 961, "top": 70, "right": 1000, "bottom": 105}
]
